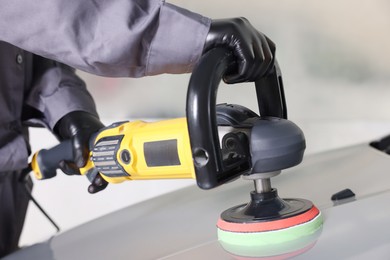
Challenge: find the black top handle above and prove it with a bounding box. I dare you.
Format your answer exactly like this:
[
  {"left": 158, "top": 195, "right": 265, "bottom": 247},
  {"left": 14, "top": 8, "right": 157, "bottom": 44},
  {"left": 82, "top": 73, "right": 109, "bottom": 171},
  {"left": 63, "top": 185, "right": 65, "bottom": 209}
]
[{"left": 186, "top": 48, "right": 287, "bottom": 189}]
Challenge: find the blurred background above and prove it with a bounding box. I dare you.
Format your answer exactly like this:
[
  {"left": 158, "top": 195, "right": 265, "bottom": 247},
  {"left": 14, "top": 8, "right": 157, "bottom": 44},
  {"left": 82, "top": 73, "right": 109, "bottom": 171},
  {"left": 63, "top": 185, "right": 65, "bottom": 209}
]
[{"left": 21, "top": 0, "right": 390, "bottom": 246}]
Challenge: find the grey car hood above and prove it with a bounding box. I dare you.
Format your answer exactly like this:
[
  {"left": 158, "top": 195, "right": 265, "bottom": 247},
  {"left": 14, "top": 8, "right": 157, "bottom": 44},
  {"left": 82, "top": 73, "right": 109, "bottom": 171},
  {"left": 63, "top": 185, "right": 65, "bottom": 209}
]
[{"left": 6, "top": 143, "right": 390, "bottom": 259}]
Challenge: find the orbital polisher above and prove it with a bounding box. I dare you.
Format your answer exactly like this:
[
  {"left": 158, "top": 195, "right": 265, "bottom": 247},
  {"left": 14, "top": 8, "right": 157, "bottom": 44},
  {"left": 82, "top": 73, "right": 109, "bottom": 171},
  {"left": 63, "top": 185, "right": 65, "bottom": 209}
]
[
  {"left": 30, "top": 48, "right": 323, "bottom": 258},
  {"left": 187, "top": 49, "right": 323, "bottom": 258}
]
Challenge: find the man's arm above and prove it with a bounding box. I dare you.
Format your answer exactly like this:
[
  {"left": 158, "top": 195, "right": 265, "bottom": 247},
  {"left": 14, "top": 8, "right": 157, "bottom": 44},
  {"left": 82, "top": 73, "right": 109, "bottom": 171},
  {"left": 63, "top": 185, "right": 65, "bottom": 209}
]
[
  {"left": 25, "top": 55, "right": 104, "bottom": 171},
  {"left": 2, "top": 1, "right": 275, "bottom": 82},
  {"left": 25, "top": 56, "right": 99, "bottom": 129},
  {"left": 1, "top": 0, "right": 210, "bottom": 77}
]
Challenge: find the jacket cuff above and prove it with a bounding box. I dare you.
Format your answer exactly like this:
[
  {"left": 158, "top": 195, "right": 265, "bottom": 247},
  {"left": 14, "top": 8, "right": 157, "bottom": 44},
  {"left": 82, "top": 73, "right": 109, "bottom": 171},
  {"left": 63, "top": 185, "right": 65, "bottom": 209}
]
[
  {"left": 146, "top": 3, "right": 211, "bottom": 75},
  {"left": 41, "top": 84, "right": 98, "bottom": 129}
]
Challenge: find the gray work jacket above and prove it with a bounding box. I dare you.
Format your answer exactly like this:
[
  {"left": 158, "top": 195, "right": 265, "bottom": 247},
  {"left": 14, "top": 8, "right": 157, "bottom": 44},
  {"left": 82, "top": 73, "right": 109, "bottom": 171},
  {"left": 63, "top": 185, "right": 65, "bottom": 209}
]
[
  {"left": 0, "top": 41, "right": 98, "bottom": 171},
  {"left": 0, "top": 0, "right": 210, "bottom": 171},
  {"left": 0, "top": 0, "right": 211, "bottom": 77}
]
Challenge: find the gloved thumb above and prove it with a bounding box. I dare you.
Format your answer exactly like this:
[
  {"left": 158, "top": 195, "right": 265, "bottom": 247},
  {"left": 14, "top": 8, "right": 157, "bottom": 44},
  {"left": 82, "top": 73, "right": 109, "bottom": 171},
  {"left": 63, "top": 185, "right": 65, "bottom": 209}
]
[{"left": 72, "top": 133, "right": 91, "bottom": 168}]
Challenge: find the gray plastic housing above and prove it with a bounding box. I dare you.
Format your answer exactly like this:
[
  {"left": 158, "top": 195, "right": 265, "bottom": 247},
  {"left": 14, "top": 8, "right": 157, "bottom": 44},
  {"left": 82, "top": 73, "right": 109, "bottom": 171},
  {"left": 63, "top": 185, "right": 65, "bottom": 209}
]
[{"left": 249, "top": 117, "right": 306, "bottom": 173}]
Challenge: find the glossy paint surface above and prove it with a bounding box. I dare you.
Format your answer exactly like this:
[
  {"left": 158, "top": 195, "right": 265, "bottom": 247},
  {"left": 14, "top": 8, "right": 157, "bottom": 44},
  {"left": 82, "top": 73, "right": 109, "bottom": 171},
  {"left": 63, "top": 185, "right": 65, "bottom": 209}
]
[{"left": 6, "top": 143, "right": 390, "bottom": 259}]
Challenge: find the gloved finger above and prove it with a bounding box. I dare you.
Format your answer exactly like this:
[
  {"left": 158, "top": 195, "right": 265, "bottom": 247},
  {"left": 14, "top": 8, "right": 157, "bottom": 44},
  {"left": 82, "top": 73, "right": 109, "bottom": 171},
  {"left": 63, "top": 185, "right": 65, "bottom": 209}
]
[
  {"left": 265, "top": 35, "right": 276, "bottom": 57},
  {"left": 226, "top": 24, "right": 274, "bottom": 83},
  {"left": 249, "top": 32, "right": 267, "bottom": 81},
  {"left": 224, "top": 40, "right": 255, "bottom": 84},
  {"left": 72, "top": 133, "right": 91, "bottom": 168},
  {"left": 224, "top": 17, "right": 257, "bottom": 83},
  {"left": 262, "top": 34, "right": 276, "bottom": 75},
  {"left": 88, "top": 174, "right": 108, "bottom": 194},
  {"left": 252, "top": 32, "right": 274, "bottom": 79},
  {"left": 59, "top": 161, "right": 81, "bottom": 175}
]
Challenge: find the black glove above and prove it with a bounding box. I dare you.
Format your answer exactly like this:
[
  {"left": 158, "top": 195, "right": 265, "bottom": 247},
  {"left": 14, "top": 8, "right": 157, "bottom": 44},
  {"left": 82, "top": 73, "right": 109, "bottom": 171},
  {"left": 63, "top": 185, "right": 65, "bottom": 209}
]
[
  {"left": 88, "top": 174, "right": 109, "bottom": 194},
  {"left": 54, "top": 111, "right": 109, "bottom": 193},
  {"left": 53, "top": 111, "right": 104, "bottom": 169},
  {"left": 203, "top": 17, "right": 275, "bottom": 84}
]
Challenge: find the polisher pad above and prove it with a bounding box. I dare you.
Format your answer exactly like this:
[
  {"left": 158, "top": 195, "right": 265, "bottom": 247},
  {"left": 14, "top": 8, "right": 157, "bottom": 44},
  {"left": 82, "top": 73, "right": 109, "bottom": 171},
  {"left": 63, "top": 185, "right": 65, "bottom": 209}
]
[{"left": 217, "top": 197, "right": 323, "bottom": 258}]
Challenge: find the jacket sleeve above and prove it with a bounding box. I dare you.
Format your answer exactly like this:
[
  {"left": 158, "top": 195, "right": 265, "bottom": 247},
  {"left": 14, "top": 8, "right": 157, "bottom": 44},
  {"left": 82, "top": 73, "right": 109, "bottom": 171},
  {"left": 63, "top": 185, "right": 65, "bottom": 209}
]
[
  {"left": 0, "top": 0, "right": 211, "bottom": 77},
  {"left": 25, "top": 55, "right": 99, "bottom": 130}
]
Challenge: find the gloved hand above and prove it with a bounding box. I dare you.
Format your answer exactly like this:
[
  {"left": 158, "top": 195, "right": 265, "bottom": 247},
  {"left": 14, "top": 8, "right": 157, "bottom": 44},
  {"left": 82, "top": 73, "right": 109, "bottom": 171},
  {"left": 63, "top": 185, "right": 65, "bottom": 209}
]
[
  {"left": 53, "top": 111, "right": 108, "bottom": 193},
  {"left": 203, "top": 17, "right": 275, "bottom": 84},
  {"left": 54, "top": 111, "right": 104, "bottom": 168}
]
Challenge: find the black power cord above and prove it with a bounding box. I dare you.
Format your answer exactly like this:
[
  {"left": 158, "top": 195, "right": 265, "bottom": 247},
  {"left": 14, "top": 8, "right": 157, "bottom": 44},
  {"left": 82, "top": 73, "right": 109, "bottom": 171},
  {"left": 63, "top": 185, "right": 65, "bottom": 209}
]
[{"left": 19, "top": 164, "right": 61, "bottom": 233}]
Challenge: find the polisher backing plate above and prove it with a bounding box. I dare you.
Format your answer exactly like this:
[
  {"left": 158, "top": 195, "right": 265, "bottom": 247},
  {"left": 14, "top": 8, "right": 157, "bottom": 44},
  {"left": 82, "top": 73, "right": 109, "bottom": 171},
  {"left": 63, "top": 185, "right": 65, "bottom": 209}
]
[{"left": 217, "top": 200, "right": 323, "bottom": 258}]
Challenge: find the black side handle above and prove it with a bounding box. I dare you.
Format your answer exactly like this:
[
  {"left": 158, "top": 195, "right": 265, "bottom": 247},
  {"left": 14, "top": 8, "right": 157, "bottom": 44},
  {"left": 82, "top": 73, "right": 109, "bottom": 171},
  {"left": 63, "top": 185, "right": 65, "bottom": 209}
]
[{"left": 186, "top": 48, "right": 287, "bottom": 189}]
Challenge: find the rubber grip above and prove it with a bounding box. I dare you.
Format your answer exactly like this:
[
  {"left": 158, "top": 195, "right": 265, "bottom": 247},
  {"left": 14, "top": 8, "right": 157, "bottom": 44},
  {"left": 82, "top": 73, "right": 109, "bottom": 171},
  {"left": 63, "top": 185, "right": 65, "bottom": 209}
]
[
  {"left": 186, "top": 48, "right": 242, "bottom": 189},
  {"left": 33, "top": 140, "right": 73, "bottom": 179}
]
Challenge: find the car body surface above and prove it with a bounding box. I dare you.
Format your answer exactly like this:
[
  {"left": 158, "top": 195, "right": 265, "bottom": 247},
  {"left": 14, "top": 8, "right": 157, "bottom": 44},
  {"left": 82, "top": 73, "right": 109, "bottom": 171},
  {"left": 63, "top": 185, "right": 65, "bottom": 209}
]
[{"left": 5, "top": 139, "right": 390, "bottom": 259}]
